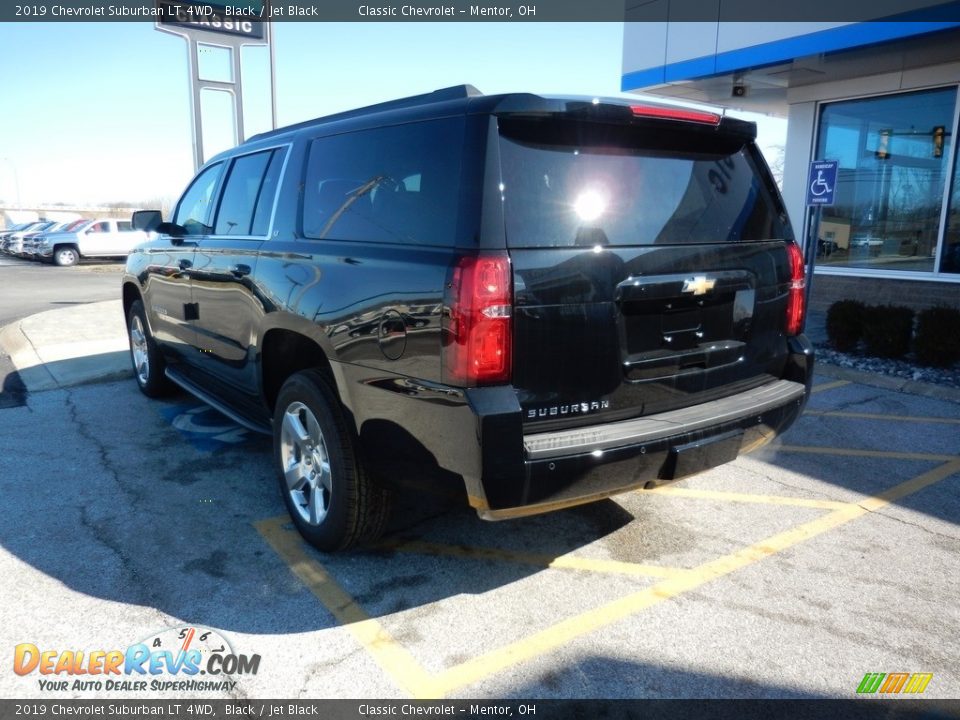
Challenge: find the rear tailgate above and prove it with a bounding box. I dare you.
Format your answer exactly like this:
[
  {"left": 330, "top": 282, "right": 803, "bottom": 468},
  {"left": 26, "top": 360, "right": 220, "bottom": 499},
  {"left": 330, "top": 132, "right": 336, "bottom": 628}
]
[{"left": 497, "top": 111, "right": 798, "bottom": 431}]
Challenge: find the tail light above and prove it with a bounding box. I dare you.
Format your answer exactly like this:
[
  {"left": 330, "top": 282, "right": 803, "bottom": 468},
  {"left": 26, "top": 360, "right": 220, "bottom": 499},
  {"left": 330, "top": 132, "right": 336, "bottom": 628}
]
[
  {"left": 444, "top": 254, "right": 512, "bottom": 386},
  {"left": 785, "top": 242, "right": 806, "bottom": 336}
]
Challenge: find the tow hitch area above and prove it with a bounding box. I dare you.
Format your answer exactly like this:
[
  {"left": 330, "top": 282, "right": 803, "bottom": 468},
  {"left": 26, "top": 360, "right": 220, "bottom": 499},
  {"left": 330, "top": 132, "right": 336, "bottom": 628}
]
[{"left": 660, "top": 429, "right": 744, "bottom": 480}]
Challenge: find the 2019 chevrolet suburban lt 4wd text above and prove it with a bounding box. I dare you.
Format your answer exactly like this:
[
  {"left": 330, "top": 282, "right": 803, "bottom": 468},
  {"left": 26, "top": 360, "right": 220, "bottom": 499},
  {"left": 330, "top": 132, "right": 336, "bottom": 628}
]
[{"left": 125, "top": 85, "right": 814, "bottom": 551}]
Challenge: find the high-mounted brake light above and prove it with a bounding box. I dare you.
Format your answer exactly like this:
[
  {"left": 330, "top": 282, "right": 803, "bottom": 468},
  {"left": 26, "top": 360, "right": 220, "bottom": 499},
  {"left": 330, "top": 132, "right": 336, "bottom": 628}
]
[
  {"left": 444, "top": 254, "right": 512, "bottom": 386},
  {"left": 785, "top": 242, "right": 806, "bottom": 336},
  {"left": 630, "top": 105, "right": 721, "bottom": 125}
]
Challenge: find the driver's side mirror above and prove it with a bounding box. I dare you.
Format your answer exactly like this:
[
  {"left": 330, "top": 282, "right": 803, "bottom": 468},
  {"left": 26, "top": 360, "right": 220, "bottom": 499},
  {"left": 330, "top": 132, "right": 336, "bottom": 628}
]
[
  {"left": 131, "top": 210, "right": 162, "bottom": 232},
  {"left": 132, "top": 210, "right": 188, "bottom": 241}
]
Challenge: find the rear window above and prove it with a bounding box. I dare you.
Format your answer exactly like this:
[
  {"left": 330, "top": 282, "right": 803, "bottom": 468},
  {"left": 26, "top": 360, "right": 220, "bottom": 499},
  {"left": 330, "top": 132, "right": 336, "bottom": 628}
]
[{"left": 498, "top": 118, "right": 785, "bottom": 248}]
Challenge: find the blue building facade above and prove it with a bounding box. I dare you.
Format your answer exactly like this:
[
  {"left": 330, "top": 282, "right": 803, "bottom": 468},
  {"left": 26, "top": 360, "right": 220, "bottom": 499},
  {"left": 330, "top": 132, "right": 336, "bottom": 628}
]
[{"left": 623, "top": 12, "right": 960, "bottom": 310}]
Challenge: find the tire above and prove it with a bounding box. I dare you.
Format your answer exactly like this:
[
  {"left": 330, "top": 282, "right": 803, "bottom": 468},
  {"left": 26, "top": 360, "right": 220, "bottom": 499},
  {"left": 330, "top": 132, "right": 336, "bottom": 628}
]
[
  {"left": 126, "top": 299, "right": 174, "bottom": 398},
  {"left": 273, "top": 370, "right": 391, "bottom": 551},
  {"left": 54, "top": 246, "right": 79, "bottom": 266}
]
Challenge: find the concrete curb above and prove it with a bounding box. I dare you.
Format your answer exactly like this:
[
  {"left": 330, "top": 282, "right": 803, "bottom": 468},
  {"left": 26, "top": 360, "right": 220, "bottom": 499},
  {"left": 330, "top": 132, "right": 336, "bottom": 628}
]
[
  {"left": 0, "top": 299, "right": 132, "bottom": 392},
  {"left": 0, "top": 319, "right": 59, "bottom": 391},
  {"left": 814, "top": 362, "right": 960, "bottom": 404}
]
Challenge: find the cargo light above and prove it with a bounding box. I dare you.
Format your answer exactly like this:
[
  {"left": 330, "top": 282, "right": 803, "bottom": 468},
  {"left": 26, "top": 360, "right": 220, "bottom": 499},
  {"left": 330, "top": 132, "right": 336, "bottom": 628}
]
[
  {"left": 785, "top": 242, "right": 806, "bottom": 336},
  {"left": 630, "top": 105, "right": 721, "bottom": 125},
  {"left": 444, "top": 254, "right": 512, "bottom": 386}
]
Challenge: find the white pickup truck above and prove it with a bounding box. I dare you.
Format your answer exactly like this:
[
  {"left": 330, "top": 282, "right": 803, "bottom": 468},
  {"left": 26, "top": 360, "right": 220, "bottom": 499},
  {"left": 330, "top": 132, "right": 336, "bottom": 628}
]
[{"left": 36, "top": 219, "right": 149, "bottom": 266}]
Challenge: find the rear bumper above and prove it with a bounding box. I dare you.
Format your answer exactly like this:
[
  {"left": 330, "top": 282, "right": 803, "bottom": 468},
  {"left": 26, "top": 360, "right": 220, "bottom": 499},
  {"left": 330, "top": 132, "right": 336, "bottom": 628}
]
[
  {"left": 471, "top": 334, "right": 814, "bottom": 518},
  {"left": 480, "top": 378, "right": 805, "bottom": 519},
  {"left": 349, "top": 334, "right": 813, "bottom": 519}
]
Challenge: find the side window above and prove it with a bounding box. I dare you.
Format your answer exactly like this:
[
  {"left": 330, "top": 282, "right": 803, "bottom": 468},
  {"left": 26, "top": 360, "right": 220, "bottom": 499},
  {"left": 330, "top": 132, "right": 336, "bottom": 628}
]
[
  {"left": 214, "top": 150, "right": 275, "bottom": 236},
  {"left": 174, "top": 162, "right": 224, "bottom": 236},
  {"left": 251, "top": 148, "right": 287, "bottom": 236},
  {"left": 302, "top": 118, "right": 464, "bottom": 245},
  {"left": 117, "top": 221, "right": 132, "bottom": 231},
  {"left": 89, "top": 222, "right": 109, "bottom": 233}
]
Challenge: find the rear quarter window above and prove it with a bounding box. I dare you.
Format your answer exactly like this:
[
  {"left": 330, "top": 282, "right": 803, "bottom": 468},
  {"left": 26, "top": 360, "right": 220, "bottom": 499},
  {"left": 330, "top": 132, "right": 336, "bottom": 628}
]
[
  {"left": 302, "top": 118, "right": 465, "bottom": 246},
  {"left": 498, "top": 118, "right": 786, "bottom": 248}
]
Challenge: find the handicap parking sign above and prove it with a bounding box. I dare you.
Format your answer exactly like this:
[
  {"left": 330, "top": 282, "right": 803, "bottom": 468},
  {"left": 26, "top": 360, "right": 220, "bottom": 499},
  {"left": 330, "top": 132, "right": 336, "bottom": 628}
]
[{"left": 806, "top": 160, "right": 838, "bottom": 206}]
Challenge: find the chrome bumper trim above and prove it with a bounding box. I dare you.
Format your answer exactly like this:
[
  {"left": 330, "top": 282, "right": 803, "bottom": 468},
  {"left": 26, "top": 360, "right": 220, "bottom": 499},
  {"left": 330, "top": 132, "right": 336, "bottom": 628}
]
[{"left": 523, "top": 379, "right": 806, "bottom": 461}]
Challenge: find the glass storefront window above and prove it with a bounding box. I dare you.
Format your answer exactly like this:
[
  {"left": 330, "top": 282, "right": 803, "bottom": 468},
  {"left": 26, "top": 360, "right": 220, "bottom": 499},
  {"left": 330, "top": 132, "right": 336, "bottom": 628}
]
[
  {"left": 942, "top": 140, "right": 960, "bottom": 274},
  {"left": 814, "top": 87, "right": 957, "bottom": 274}
]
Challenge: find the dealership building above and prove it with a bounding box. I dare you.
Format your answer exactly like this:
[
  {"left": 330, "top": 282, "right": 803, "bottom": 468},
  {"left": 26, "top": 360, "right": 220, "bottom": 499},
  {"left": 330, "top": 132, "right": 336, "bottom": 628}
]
[{"left": 622, "top": 10, "right": 960, "bottom": 312}]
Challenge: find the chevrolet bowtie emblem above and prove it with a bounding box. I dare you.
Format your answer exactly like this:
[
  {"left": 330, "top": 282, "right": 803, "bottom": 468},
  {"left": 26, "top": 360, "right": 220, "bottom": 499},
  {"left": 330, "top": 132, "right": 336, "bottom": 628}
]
[{"left": 681, "top": 276, "right": 716, "bottom": 296}]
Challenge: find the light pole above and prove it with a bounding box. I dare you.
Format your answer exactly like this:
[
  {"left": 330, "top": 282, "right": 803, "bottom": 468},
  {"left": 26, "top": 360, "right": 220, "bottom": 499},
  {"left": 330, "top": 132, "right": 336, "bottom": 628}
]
[{"left": 1, "top": 157, "right": 22, "bottom": 210}]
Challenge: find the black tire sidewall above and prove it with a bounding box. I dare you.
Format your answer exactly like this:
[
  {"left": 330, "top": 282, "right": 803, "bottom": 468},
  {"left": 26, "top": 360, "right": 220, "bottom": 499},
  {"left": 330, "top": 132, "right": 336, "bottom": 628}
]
[
  {"left": 127, "top": 299, "right": 169, "bottom": 398},
  {"left": 273, "top": 372, "right": 358, "bottom": 551}
]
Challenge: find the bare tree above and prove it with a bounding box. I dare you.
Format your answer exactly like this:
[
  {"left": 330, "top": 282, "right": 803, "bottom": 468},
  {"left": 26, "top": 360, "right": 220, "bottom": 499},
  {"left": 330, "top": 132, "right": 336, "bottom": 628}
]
[{"left": 765, "top": 144, "right": 785, "bottom": 190}]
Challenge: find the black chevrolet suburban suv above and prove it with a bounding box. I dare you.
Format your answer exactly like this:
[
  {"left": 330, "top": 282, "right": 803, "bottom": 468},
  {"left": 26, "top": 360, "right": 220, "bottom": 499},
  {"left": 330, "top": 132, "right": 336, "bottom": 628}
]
[{"left": 125, "top": 85, "right": 813, "bottom": 550}]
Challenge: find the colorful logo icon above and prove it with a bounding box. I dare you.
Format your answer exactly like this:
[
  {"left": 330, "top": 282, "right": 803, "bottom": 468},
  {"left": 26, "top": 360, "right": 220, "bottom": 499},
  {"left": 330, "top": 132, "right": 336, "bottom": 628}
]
[{"left": 857, "top": 672, "right": 933, "bottom": 695}]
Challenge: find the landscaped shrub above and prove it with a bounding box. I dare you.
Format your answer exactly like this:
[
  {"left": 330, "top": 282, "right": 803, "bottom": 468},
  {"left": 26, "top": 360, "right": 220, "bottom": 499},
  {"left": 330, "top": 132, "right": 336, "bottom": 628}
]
[
  {"left": 914, "top": 306, "right": 960, "bottom": 367},
  {"left": 861, "top": 305, "right": 914, "bottom": 359},
  {"left": 826, "top": 300, "right": 866, "bottom": 352}
]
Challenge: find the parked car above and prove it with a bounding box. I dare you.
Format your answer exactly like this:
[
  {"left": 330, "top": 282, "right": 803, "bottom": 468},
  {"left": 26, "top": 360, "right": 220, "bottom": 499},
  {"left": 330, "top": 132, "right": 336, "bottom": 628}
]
[
  {"left": 124, "top": 85, "right": 814, "bottom": 551},
  {"left": 4, "top": 221, "right": 58, "bottom": 256},
  {"left": 21, "top": 221, "right": 76, "bottom": 259},
  {"left": 35, "top": 219, "right": 147, "bottom": 266},
  {"left": 0, "top": 222, "right": 36, "bottom": 251},
  {"left": 849, "top": 233, "right": 884, "bottom": 256},
  {"left": 23, "top": 220, "right": 90, "bottom": 260},
  {"left": 817, "top": 237, "right": 839, "bottom": 257}
]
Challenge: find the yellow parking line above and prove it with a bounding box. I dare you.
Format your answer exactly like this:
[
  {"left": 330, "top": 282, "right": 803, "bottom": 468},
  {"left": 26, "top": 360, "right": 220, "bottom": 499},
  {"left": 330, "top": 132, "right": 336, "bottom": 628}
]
[
  {"left": 256, "top": 459, "right": 960, "bottom": 698},
  {"left": 641, "top": 486, "right": 854, "bottom": 510},
  {"left": 777, "top": 445, "right": 957, "bottom": 462},
  {"left": 804, "top": 410, "right": 960, "bottom": 425},
  {"left": 375, "top": 538, "right": 686, "bottom": 578},
  {"left": 425, "top": 459, "right": 960, "bottom": 696},
  {"left": 811, "top": 380, "right": 850, "bottom": 394},
  {"left": 857, "top": 459, "right": 960, "bottom": 511},
  {"left": 254, "top": 516, "right": 436, "bottom": 698}
]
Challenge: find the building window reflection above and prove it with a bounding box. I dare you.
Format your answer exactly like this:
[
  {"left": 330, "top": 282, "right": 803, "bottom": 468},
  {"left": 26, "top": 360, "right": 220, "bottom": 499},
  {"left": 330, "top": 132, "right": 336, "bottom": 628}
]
[{"left": 815, "top": 87, "right": 958, "bottom": 276}]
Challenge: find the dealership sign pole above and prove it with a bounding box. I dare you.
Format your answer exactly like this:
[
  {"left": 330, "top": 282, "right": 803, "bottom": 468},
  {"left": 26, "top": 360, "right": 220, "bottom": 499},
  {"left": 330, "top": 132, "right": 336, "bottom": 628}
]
[{"left": 155, "top": 1, "right": 275, "bottom": 172}]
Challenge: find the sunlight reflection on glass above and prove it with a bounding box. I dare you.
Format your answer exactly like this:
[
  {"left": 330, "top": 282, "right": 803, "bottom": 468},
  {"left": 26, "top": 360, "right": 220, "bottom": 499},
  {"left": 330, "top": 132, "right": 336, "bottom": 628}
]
[{"left": 574, "top": 189, "right": 606, "bottom": 222}]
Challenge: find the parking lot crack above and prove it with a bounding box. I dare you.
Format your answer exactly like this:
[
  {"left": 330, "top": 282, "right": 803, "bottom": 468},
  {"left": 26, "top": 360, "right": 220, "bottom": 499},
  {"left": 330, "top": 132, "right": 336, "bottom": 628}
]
[
  {"left": 77, "top": 502, "right": 153, "bottom": 606},
  {"left": 866, "top": 508, "right": 960, "bottom": 542},
  {"left": 67, "top": 389, "right": 156, "bottom": 605},
  {"left": 740, "top": 463, "right": 834, "bottom": 500},
  {"left": 65, "top": 388, "right": 124, "bottom": 487},
  {"left": 830, "top": 394, "right": 885, "bottom": 412}
]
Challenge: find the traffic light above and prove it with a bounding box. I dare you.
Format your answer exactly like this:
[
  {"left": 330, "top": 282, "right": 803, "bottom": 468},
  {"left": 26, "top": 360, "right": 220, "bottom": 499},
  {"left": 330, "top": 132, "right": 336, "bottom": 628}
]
[
  {"left": 933, "top": 126, "right": 945, "bottom": 158},
  {"left": 876, "top": 129, "right": 891, "bottom": 160}
]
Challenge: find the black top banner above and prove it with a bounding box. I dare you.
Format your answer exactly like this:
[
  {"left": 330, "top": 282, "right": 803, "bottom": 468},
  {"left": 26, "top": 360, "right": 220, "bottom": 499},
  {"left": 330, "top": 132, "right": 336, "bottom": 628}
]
[{"left": 4, "top": 0, "right": 960, "bottom": 22}]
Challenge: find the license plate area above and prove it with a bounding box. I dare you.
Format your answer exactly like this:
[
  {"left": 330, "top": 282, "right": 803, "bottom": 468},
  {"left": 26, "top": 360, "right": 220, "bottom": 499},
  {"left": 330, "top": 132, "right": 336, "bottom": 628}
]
[{"left": 658, "top": 429, "right": 744, "bottom": 480}]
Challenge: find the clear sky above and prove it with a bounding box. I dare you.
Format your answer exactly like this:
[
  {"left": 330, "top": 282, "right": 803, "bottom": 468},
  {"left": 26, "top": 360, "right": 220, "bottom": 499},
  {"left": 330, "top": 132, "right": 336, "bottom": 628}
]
[{"left": 0, "top": 21, "right": 785, "bottom": 209}]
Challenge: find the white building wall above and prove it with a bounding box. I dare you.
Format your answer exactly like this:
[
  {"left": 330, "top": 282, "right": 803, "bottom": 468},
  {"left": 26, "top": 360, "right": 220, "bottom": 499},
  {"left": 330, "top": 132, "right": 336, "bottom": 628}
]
[{"left": 782, "top": 102, "right": 817, "bottom": 248}]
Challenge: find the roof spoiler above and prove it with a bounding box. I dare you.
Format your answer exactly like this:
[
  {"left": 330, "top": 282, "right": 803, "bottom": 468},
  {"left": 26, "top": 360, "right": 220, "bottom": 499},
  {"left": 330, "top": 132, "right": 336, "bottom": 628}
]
[{"left": 247, "top": 84, "right": 483, "bottom": 144}]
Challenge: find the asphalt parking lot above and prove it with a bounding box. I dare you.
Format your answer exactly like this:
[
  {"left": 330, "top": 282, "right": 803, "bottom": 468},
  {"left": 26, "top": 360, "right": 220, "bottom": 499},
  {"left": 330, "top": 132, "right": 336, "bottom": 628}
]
[{"left": 1, "top": 362, "right": 958, "bottom": 701}]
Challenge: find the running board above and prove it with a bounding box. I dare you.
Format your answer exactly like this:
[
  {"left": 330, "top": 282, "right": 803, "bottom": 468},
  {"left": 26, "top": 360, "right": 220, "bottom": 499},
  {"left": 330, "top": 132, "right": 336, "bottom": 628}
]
[{"left": 165, "top": 367, "right": 272, "bottom": 435}]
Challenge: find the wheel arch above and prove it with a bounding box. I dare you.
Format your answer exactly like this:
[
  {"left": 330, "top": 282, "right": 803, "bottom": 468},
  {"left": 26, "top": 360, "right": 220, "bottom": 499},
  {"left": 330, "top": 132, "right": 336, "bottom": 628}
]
[
  {"left": 121, "top": 281, "right": 142, "bottom": 319},
  {"left": 259, "top": 325, "right": 354, "bottom": 432}
]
